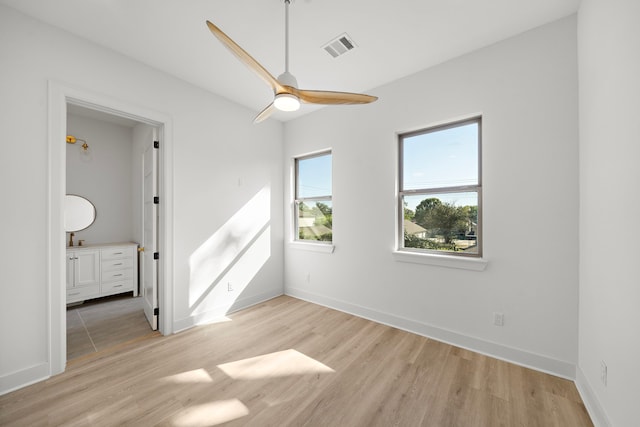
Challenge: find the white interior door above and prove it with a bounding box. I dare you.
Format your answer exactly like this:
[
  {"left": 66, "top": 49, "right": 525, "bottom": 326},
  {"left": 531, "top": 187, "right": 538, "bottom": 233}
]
[{"left": 142, "top": 134, "right": 158, "bottom": 330}]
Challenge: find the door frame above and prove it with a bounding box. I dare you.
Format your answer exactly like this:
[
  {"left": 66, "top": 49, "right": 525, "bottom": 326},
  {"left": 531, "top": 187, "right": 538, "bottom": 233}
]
[{"left": 48, "top": 81, "right": 174, "bottom": 376}]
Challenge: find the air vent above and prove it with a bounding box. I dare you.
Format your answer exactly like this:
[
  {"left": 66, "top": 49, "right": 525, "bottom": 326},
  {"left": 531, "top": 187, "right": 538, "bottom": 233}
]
[{"left": 322, "top": 33, "right": 357, "bottom": 58}]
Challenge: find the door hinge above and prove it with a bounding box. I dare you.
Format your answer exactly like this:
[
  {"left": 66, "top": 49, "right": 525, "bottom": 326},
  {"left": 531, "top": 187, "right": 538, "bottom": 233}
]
[
  {"left": 153, "top": 196, "right": 159, "bottom": 204},
  {"left": 154, "top": 140, "right": 159, "bottom": 149},
  {"left": 154, "top": 307, "right": 159, "bottom": 316},
  {"left": 154, "top": 252, "right": 159, "bottom": 260}
]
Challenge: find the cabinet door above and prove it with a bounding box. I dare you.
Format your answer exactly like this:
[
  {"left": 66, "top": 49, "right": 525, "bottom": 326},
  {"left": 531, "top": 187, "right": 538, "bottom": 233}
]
[
  {"left": 66, "top": 253, "right": 75, "bottom": 289},
  {"left": 75, "top": 250, "right": 100, "bottom": 287}
]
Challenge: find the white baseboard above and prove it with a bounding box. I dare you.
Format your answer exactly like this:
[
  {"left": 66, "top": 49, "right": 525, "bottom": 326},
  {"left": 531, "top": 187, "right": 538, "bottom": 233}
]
[
  {"left": 575, "top": 366, "right": 611, "bottom": 427},
  {"left": 286, "top": 286, "right": 576, "bottom": 380},
  {"left": 173, "top": 289, "right": 283, "bottom": 333},
  {"left": 0, "top": 362, "right": 50, "bottom": 396}
]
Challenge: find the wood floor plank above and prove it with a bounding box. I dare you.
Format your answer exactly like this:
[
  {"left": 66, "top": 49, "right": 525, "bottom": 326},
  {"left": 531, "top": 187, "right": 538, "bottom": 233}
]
[{"left": 0, "top": 296, "right": 593, "bottom": 427}]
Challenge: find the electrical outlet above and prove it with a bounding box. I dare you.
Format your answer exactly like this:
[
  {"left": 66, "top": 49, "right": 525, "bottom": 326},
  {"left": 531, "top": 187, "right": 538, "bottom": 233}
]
[
  {"left": 600, "top": 360, "right": 607, "bottom": 386},
  {"left": 493, "top": 312, "right": 504, "bottom": 327},
  {"left": 306, "top": 273, "right": 310, "bottom": 283},
  {"left": 227, "top": 282, "right": 234, "bottom": 292}
]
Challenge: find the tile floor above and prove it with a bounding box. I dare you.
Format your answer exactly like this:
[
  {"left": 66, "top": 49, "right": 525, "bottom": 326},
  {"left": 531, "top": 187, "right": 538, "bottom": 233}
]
[{"left": 66, "top": 293, "right": 152, "bottom": 360}]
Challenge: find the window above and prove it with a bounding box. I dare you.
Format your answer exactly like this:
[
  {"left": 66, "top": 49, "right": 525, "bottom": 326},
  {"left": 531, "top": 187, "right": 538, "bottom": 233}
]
[
  {"left": 295, "top": 151, "right": 332, "bottom": 243},
  {"left": 399, "top": 117, "right": 481, "bottom": 257}
]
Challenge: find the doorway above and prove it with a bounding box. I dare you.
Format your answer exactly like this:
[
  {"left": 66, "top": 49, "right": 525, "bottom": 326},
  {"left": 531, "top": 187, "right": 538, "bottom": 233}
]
[
  {"left": 48, "top": 81, "right": 174, "bottom": 376},
  {"left": 65, "top": 104, "right": 158, "bottom": 360}
]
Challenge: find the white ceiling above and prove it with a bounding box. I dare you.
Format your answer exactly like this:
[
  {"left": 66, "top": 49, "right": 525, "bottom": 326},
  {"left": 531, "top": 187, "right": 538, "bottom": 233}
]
[{"left": 1, "top": 0, "right": 580, "bottom": 122}]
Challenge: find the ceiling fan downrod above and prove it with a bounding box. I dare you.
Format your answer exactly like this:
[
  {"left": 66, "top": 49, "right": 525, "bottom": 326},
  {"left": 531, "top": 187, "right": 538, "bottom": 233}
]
[
  {"left": 284, "top": 0, "right": 291, "bottom": 74},
  {"left": 274, "top": 0, "right": 300, "bottom": 111},
  {"left": 277, "top": 0, "right": 297, "bottom": 87}
]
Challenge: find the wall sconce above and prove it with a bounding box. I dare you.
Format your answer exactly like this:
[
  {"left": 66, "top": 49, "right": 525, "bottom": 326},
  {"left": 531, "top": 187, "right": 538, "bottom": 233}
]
[{"left": 66, "top": 135, "right": 92, "bottom": 161}]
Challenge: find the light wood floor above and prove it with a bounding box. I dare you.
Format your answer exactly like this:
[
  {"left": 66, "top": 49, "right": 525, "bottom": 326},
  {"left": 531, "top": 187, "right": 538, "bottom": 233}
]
[
  {"left": 67, "top": 294, "right": 154, "bottom": 360},
  {"left": 1, "top": 296, "right": 592, "bottom": 426}
]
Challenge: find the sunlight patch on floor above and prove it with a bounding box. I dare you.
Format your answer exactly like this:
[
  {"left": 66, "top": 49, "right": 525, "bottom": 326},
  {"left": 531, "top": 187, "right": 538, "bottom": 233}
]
[
  {"left": 217, "top": 349, "right": 335, "bottom": 380},
  {"left": 171, "top": 399, "right": 249, "bottom": 426},
  {"left": 195, "top": 316, "right": 232, "bottom": 326},
  {"left": 160, "top": 368, "right": 213, "bottom": 384}
]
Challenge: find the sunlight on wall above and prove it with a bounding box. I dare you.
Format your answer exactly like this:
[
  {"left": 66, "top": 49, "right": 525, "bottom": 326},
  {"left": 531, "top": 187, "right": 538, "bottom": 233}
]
[
  {"left": 188, "top": 186, "right": 271, "bottom": 311},
  {"left": 171, "top": 399, "right": 249, "bottom": 426},
  {"left": 217, "top": 349, "right": 335, "bottom": 380},
  {"left": 160, "top": 368, "right": 213, "bottom": 384}
]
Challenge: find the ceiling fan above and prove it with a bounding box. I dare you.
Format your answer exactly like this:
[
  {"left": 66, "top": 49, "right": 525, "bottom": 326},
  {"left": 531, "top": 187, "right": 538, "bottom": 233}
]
[{"left": 206, "top": 0, "right": 378, "bottom": 123}]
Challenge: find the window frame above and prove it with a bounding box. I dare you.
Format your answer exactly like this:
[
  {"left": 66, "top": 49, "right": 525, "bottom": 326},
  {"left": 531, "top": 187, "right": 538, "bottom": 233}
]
[
  {"left": 293, "top": 150, "right": 333, "bottom": 245},
  {"left": 398, "top": 116, "right": 483, "bottom": 258}
]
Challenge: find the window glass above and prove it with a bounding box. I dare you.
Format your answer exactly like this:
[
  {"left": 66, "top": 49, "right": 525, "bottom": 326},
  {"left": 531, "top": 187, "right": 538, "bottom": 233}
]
[
  {"left": 295, "top": 152, "right": 332, "bottom": 243},
  {"left": 297, "top": 200, "right": 333, "bottom": 242},
  {"left": 400, "top": 118, "right": 481, "bottom": 256},
  {"left": 402, "top": 122, "right": 478, "bottom": 190},
  {"left": 297, "top": 154, "right": 332, "bottom": 198},
  {"left": 403, "top": 192, "right": 478, "bottom": 254}
]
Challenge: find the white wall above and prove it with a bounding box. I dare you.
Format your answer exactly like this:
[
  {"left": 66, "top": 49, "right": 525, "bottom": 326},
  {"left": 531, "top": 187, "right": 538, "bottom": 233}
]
[
  {"left": 284, "top": 16, "right": 579, "bottom": 377},
  {"left": 66, "top": 114, "right": 134, "bottom": 244},
  {"left": 577, "top": 0, "right": 640, "bottom": 426},
  {"left": 0, "top": 5, "right": 284, "bottom": 393}
]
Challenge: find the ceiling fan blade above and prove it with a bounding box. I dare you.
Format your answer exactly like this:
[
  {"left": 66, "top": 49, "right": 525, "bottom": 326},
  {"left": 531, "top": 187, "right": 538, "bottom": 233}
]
[
  {"left": 206, "top": 20, "right": 284, "bottom": 93},
  {"left": 295, "top": 89, "right": 378, "bottom": 105},
  {"left": 254, "top": 103, "right": 276, "bottom": 123}
]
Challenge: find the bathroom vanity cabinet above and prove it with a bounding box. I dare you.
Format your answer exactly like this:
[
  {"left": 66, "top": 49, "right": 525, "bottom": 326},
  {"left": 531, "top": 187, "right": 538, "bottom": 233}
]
[{"left": 66, "top": 242, "right": 138, "bottom": 304}]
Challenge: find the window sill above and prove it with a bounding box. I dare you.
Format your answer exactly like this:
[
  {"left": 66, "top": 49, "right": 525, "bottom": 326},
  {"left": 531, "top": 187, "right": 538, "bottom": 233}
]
[
  {"left": 289, "top": 241, "right": 335, "bottom": 254},
  {"left": 392, "top": 250, "right": 488, "bottom": 271}
]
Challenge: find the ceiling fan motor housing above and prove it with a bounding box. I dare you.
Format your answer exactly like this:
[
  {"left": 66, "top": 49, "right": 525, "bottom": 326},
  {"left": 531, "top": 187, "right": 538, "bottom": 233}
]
[{"left": 277, "top": 71, "right": 298, "bottom": 90}]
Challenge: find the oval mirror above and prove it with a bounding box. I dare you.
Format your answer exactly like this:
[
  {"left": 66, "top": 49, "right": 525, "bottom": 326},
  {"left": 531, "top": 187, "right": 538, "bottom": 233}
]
[{"left": 65, "top": 194, "right": 96, "bottom": 232}]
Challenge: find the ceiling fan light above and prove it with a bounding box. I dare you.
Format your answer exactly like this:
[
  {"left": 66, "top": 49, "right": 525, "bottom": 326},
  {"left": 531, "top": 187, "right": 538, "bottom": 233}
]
[{"left": 273, "top": 93, "right": 300, "bottom": 112}]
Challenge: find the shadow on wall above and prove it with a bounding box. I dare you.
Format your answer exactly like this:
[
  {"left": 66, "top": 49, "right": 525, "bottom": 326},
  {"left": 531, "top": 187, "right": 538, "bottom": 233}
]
[{"left": 188, "top": 186, "right": 272, "bottom": 316}]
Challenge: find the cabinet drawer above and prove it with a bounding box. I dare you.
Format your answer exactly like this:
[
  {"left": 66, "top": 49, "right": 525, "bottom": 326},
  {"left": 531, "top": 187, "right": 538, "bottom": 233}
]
[
  {"left": 102, "top": 258, "right": 134, "bottom": 272},
  {"left": 102, "top": 268, "right": 134, "bottom": 283},
  {"left": 101, "top": 280, "right": 133, "bottom": 295},
  {"left": 67, "top": 284, "right": 100, "bottom": 303},
  {"left": 101, "top": 247, "right": 135, "bottom": 261}
]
